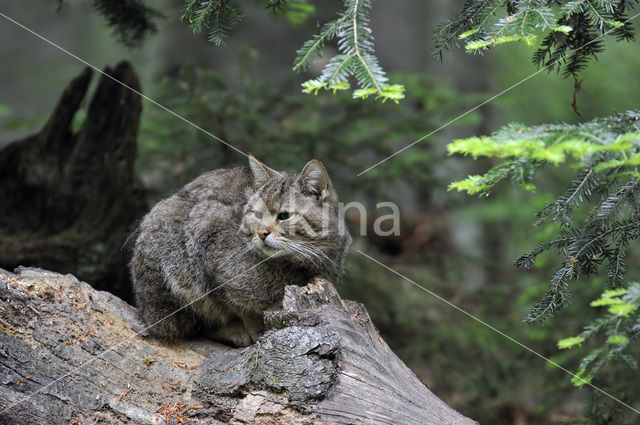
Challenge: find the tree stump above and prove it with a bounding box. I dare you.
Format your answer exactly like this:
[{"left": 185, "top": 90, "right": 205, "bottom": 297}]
[
  {"left": 0, "top": 63, "right": 147, "bottom": 301},
  {"left": 0, "top": 267, "right": 476, "bottom": 425}
]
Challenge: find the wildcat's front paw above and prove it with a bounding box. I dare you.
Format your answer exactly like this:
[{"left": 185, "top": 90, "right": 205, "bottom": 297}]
[{"left": 207, "top": 321, "right": 259, "bottom": 347}]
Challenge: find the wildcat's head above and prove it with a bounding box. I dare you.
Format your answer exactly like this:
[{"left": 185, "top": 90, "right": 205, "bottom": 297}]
[{"left": 239, "top": 156, "right": 350, "bottom": 276}]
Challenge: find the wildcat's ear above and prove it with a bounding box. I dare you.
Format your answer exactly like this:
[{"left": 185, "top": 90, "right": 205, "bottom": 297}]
[
  {"left": 298, "top": 159, "right": 338, "bottom": 204},
  {"left": 248, "top": 155, "right": 276, "bottom": 187}
]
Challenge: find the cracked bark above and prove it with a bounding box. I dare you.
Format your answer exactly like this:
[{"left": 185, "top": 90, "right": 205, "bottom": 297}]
[{"left": 0, "top": 267, "right": 476, "bottom": 425}]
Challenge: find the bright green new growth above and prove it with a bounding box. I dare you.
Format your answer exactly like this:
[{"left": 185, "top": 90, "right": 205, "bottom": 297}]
[
  {"left": 558, "top": 284, "right": 640, "bottom": 387},
  {"left": 70, "top": 1, "right": 638, "bottom": 103},
  {"left": 448, "top": 114, "right": 640, "bottom": 196},
  {"left": 460, "top": 2, "right": 575, "bottom": 51},
  {"left": 448, "top": 111, "right": 640, "bottom": 323},
  {"left": 292, "top": 0, "right": 405, "bottom": 103},
  {"left": 433, "top": 0, "right": 636, "bottom": 78},
  {"left": 105, "top": 0, "right": 636, "bottom": 102},
  {"left": 449, "top": 111, "right": 640, "bottom": 388},
  {"left": 557, "top": 335, "right": 586, "bottom": 349}
]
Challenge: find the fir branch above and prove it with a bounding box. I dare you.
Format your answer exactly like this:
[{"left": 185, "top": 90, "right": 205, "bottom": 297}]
[
  {"left": 432, "top": 0, "right": 502, "bottom": 60},
  {"left": 320, "top": 54, "right": 355, "bottom": 83},
  {"left": 264, "top": 0, "right": 288, "bottom": 12},
  {"left": 558, "top": 283, "right": 640, "bottom": 385},
  {"left": 524, "top": 277, "right": 572, "bottom": 323},
  {"left": 515, "top": 233, "right": 575, "bottom": 269},
  {"left": 181, "top": 0, "right": 245, "bottom": 47},
  {"left": 450, "top": 111, "right": 640, "bottom": 323},
  {"left": 590, "top": 179, "right": 640, "bottom": 222},
  {"left": 92, "top": 0, "right": 162, "bottom": 46},
  {"left": 536, "top": 169, "right": 603, "bottom": 226},
  {"left": 448, "top": 158, "right": 543, "bottom": 196},
  {"left": 606, "top": 246, "right": 626, "bottom": 287},
  {"left": 293, "top": 16, "right": 348, "bottom": 72},
  {"left": 436, "top": 0, "right": 638, "bottom": 81},
  {"left": 292, "top": 0, "right": 404, "bottom": 101}
]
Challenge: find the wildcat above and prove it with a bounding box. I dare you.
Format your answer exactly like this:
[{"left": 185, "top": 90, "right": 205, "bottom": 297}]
[{"left": 131, "top": 156, "right": 351, "bottom": 346}]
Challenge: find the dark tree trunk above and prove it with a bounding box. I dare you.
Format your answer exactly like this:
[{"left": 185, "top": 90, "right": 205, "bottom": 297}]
[
  {"left": 0, "top": 63, "right": 147, "bottom": 301},
  {"left": 0, "top": 267, "right": 476, "bottom": 425}
]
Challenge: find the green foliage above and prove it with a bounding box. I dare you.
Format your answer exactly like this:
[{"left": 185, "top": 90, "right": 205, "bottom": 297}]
[
  {"left": 558, "top": 335, "right": 586, "bottom": 349},
  {"left": 449, "top": 112, "right": 640, "bottom": 396},
  {"left": 181, "top": 0, "right": 245, "bottom": 46},
  {"left": 94, "top": 0, "right": 162, "bottom": 46},
  {"left": 433, "top": 0, "right": 502, "bottom": 59},
  {"left": 558, "top": 283, "right": 640, "bottom": 387},
  {"left": 301, "top": 80, "right": 405, "bottom": 103},
  {"left": 180, "top": 0, "right": 315, "bottom": 46},
  {"left": 448, "top": 114, "right": 640, "bottom": 196},
  {"left": 59, "top": 0, "right": 315, "bottom": 47},
  {"left": 434, "top": 0, "right": 638, "bottom": 78},
  {"left": 292, "top": 0, "right": 405, "bottom": 102},
  {"left": 448, "top": 112, "right": 640, "bottom": 323},
  {"left": 57, "top": 0, "right": 162, "bottom": 46},
  {"left": 60, "top": 0, "right": 637, "bottom": 104}
]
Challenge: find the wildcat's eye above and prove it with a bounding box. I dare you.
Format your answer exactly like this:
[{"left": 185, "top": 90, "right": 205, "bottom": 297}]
[
  {"left": 254, "top": 211, "right": 263, "bottom": 219},
  {"left": 277, "top": 212, "right": 291, "bottom": 221}
]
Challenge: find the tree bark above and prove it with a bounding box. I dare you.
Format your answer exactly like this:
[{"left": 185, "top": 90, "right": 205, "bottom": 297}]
[
  {"left": 0, "top": 63, "right": 147, "bottom": 302},
  {"left": 0, "top": 267, "right": 476, "bottom": 425}
]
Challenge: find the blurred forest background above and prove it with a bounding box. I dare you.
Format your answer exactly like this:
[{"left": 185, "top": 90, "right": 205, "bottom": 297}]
[{"left": 1, "top": 1, "right": 639, "bottom": 424}]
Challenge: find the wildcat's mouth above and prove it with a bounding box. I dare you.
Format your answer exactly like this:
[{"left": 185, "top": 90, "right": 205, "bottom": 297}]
[{"left": 252, "top": 235, "right": 288, "bottom": 258}]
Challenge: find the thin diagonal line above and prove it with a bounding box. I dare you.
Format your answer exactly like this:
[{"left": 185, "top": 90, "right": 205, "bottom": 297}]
[
  {"left": 0, "top": 11, "right": 249, "bottom": 159},
  {"left": 0, "top": 250, "right": 276, "bottom": 415},
  {"left": 357, "top": 11, "right": 640, "bottom": 176},
  {"left": 356, "top": 249, "right": 640, "bottom": 415}
]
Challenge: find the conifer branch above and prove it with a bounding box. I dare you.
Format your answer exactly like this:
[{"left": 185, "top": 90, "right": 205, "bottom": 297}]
[
  {"left": 293, "top": 15, "right": 348, "bottom": 72},
  {"left": 434, "top": 0, "right": 637, "bottom": 79},
  {"left": 292, "top": 0, "right": 404, "bottom": 102},
  {"left": 91, "top": 0, "right": 162, "bottom": 46},
  {"left": 449, "top": 111, "right": 640, "bottom": 323},
  {"left": 558, "top": 284, "right": 640, "bottom": 385},
  {"left": 181, "top": 0, "right": 245, "bottom": 47},
  {"left": 432, "top": 0, "right": 501, "bottom": 59}
]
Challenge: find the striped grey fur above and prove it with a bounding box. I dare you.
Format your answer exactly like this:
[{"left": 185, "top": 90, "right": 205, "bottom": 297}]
[{"left": 131, "top": 157, "right": 351, "bottom": 346}]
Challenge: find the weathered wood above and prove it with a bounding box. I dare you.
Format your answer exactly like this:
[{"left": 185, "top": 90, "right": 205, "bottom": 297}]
[
  {"left": 0, "top": 267, "right": 476, "bottom": 425},
  {"left": 0, "top": 63, "right": 147, "bottom": 302}
]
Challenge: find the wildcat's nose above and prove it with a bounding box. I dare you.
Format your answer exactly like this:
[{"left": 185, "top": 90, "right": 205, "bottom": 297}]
[{"left": 257, "top": 228, "right": 270, "bottom": 240}]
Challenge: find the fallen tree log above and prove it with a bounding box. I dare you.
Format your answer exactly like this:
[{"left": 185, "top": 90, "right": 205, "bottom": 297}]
[{"left": 0, "top": 267, "right": 476, "bottom": 425}]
